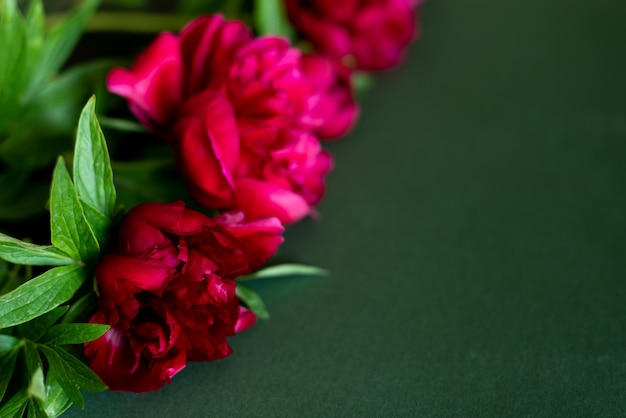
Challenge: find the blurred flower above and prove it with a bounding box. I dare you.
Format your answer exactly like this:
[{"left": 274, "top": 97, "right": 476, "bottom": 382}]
[
  {"left": 85, "top": 201, "right": 283, "bottom": 392},
  {"left": 301, "top": 54, "right": 359, "bottom": 139},
  {"left": 285, "top": 0, "right": 421, "bottom": 71}
]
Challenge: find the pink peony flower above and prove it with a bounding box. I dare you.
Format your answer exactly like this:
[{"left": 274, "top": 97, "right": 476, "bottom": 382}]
[
  {"left": 107, "top": 15, "right": 344, "bottom": 224},
  {"left": 285, "top": 0, "right": 421, "bottom": 71},
  {"left": 85, "top": 201, "right": 283, "bottom": 392}
]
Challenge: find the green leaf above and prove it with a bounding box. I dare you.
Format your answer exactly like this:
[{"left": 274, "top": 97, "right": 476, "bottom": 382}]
[
  {"left": 0, "top": 0, "right": 26, "bottom": 132},
  {"left": 24, "top": 339, "right": 43, "bottom": 377},
  {"left": 40, "top": 323, "right": 109, "bottom": 345},
  {"left": 98, "top": 116, "right": 147, "bottom": 133},
  {"left": 41, "top": 352, "right": 83, "bottom": 408},
  {"left": 27, "top": 397, "right": 48, "bottom": 418},
  {"left": 39, "top": 344, "right": 107, "bottom": 408},
  {"left": 239, "top": 263, "right": 328, "bottom": 281},
  {"left": 0, "top": 347, "right": 20, "bottom": 402},
  {"left": 50, "top": 157, "right": 100, "bottom": 263},
  {"left": 25, "top": 0, "right": 101, "bottom": 97},
  {"left": 41, "top": 345, "right": 106, "bottom": 392},
  {"left": 0, "top": 334, "right": 20, "bottom": 353},
  {"left": 0, "top": 265, "right": 86, "bottom": 329},
  {"left": 43, "top": 374, "right": 72, "bottom": 418},
  {"left": 0, "top": 391, "right": 28, "bottom": 418},
  {"left": 18, "top": 306, "right": 69, "bottom": 342},
  {"left": 236, "top": 284, "right": 269, "bottom": 320},
  {"left": 78, "top": 202, "right": 112, "bottom": 251},
  {"left": 24, "top": 0, "right": 44, "bottom": 42},
  {"left": 73, "top": 96, "right": 116, "bottom": 218},
  {"left": 0, "top": 233, "right": 75, "bottom": 266},
  {"left": 61, "top": 292, "right": 96, "bottom": 325},
  {"left": 23, "top": 0, "right": 45, "bottom": 79},
  {"left": 25, "top": 352, "right": 45, "bottom": 403},
  {"left": 253, "top": 0, "right": 294, "bottom": 39}
]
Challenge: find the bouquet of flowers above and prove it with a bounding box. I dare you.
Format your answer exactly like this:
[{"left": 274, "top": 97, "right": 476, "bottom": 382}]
[{"left": 0, "top": 0, "right": 421, "bottom": 416}]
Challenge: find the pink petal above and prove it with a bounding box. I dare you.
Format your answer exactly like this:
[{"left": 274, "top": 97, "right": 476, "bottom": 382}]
[
  {"left": 217, "top": 211, "right": 285, "bottom": 264},
  {"left": 107, "top": 33, "right": 183, "bottom": 130},
  {"left": 235, "top": 306, "right": 258, "bottom": 332},
  {"left": 234, "top": 179, "right": 311, "bottom": 224}
]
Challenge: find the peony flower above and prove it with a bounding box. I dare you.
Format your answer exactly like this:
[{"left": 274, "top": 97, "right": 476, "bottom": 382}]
[
  {"left": 107, "top": 16, "right": 252, "bottom": 133},
  {"left": 174, "top": 91, "right": 333, "bottom": 224},
  {"left": 85, "top": 201, "right": 283, "bottom": 392},
  {"left": 107, "top": 15, "right": 343, "bottom": 224},
  {"left": 285, "top": 0, "right": 421, "bottom": 71}
]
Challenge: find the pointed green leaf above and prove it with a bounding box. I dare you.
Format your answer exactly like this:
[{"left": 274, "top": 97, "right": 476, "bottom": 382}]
[
  {"left": 74, "top": 96, "right": 116, "bottom": 218},
  {"left": 43, "top": 374, "right": 73, "bottom": 418},
  {"left": 25, "top": 0, "right": 101, "bottom": 95},
  {"left": 0, "top": 233, "right": 75, "bottom": 266},
  {"left": 39, "top": 344, "right": 106, "bottom": 409},
  {"left": 24, "top": 339, "right": 43, "bottom": 378},
  {"left": 41, "top": 348, "right": 83, "bottom": 408},
  {"left": 18, "top": 306, "right": 69, "bottom": 342},
  {"left": 40, "top": 323, "right": 109, "bottom": 345},
  {"left": 239, "top": 263, "right": 328, "bottom": 281},
  {"left": 97, "top": 116, "right": 147, "bottom": 133},
  {"left": 0, "top": 0, "right": 26, "bottom": 129},
  {"left": 253, "top": 0, "right": 294, "bottom": 39},
  {"left": 27, "top": 397, "right": 48, "bottom": 418},
  {"left": 0, "top": 391, "right": 28, "bottom": 418},
  {"left": 0, "top": 265, "right": 87, "bottom": 329},
  {"left": 236, "top": 284, "right": 269, "bottom": 319},
  {"left": 42, "top": 345, "right": 106, "bottom": 392},
  {"left": 50, "top": 157, "right": 99, "bottom": 263},
  {"left": 79, "top": 200, "right": 111, "bottom": 250},
  {"left": 27, "top": 366, "right": 46, "bottom": 404},
  {"left": 0, "top": 347, "right": 20, "bottom": 402},
  {"left": 25, "top": 0, "right": 44, "bottom": 41},
  {"left": 24, "top": 0, "right": 45, "bottom": 79}
]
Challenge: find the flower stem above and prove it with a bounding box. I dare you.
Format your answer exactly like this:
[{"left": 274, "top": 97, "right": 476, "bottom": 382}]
[{"left": 47, "top": 11, "right": 195, "bottom": 33}]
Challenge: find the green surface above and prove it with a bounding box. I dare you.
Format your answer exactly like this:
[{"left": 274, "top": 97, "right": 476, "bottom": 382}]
[{"left": 67, "top": 0, "right": 626, "bottom": 416}]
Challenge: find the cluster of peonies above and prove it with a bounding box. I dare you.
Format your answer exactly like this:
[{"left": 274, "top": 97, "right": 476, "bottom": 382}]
[
  {"left": 108, "top": 0, "right": 420, "bottom": 225},
  {"left": 88, "top": 0, "right": 420, "bottom": 393},
  {"left": 85, "top": 202, "right": 283, "bottom": 392},
  {"left": 108, "top": 15, "right": 349, "bottom": 225}
]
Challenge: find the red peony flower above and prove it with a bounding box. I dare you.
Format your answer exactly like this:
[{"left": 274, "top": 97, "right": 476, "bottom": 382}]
[
  {"left": 285, "top": 0, "right": 421, "bottom": 71},
  {"left": 107, "top": 15, "right": 345, "bottom": 224},
  {"left": 107, "top": 16, "right": 252, "bottom": 133},
  {"left": 84, "top": 201, "right": 283, "bottom": 392},
  {"left": 174, "top": 91, "right": 333, "bottom": 224}
]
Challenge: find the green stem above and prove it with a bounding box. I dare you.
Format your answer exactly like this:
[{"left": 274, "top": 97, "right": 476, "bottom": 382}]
[
  {"left": 98, "top": 116, "right": 148, "bottom": 133},
  {"left": 47, "top": 12, "right": 195, "bottom": 33}
]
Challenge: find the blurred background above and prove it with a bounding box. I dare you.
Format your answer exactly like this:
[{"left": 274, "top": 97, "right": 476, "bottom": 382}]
[{"left": 43, "top": 0, "right": 626, "bottom": 415}]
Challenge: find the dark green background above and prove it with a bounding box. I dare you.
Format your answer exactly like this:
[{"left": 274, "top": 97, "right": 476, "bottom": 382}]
[{"left": 67, "top": 0, "right": 626, "bottom": 416}]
